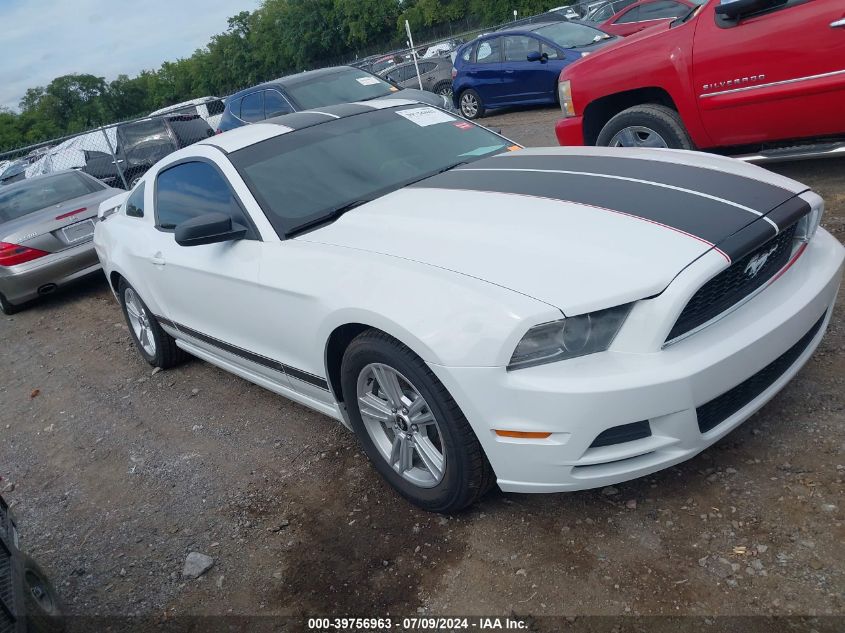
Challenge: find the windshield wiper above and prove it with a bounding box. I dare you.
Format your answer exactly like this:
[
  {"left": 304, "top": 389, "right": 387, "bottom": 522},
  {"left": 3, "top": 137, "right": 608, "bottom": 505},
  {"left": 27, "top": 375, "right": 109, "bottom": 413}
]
[
  {"left": 285, "top": 198, "right": 372, "bottom": 238},
  {"left": 402, "top": 161, "right": 469, "bottom": 188}
]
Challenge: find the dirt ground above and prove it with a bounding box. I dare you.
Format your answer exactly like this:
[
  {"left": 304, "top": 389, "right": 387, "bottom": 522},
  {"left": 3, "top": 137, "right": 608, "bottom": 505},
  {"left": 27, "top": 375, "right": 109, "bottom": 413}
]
[{"left": 1, "top": 107, "right": 843, "bottom": 631}]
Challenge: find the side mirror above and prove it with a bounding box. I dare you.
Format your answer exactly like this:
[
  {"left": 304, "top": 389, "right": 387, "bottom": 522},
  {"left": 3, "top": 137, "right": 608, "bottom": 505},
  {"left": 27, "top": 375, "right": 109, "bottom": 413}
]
[
  {"left": 526, "top": 51, "right": 543, "bottom": 62},
  {"left": 175, "top": 212, "right": 247, "bottom": 247},
  {"left": 715, "top": 0, "right": 779, "bottom": 19}
]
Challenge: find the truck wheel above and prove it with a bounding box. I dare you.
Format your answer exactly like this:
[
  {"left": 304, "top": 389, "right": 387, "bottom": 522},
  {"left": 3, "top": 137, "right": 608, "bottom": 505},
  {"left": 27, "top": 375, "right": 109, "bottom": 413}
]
[
  {"left": 459, "top": 89, "right": 485, "bottom": 120},
  {"left": 597, "top": 104, "right": 694, "bottom": 150}
]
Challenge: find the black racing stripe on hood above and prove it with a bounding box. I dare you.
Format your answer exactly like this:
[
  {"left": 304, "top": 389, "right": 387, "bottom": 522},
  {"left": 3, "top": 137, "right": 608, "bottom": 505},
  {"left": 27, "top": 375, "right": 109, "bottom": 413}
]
[
  {"left": 717, "top": 196, "right": 810, "bottom": 262},
  {"left": 766, "top": 196, "right": 812, "bottom": 232},
  {"left": 413, "top": 168, "right": 768, "bottom": 250},
  {"left": 473, "top": 153, "right": 804, "bottom": 213}
]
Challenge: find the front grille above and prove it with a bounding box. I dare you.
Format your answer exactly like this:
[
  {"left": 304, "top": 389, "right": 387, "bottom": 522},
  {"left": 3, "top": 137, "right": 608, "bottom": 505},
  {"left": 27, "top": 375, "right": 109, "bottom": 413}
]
[
  {"left": 667, "top": 223, "right": 798, "bottom": 342},
  {"left": 696, "top": 312, "right": 826, "bottom": 434},
  {"left": 590, "top": 421, "right": 651, "bottom": 448}
]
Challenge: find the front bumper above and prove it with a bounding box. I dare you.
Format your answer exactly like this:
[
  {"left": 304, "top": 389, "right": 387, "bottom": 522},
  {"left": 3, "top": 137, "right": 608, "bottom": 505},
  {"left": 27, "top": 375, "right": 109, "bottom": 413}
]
[
  {"left": 0, "top": 239, "right": 101, "bottom": 305},
  {"left": 555, "top": 115, "right": 585, "bottom": 146},
  {"left": 429, "top": 228, "right": 844, "bottom": 493}
]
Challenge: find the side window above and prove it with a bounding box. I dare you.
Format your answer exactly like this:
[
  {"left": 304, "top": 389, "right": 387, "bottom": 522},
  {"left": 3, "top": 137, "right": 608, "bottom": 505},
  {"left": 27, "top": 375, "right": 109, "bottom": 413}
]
[
  {"left": 461, "top": 45, "right": 473, "bottom": 62},
  {"left": 126, "top": 182, "right": 144, "bottom": 218},
  {"left": 614, "top": 6, "right": 641, "bottom": 23},
  {"left": 206, "top": 99, "right": 225, "bottom": 116},
  {"left": 475, "top": 38, "right": 502, "bottom": 64},
  {"left": 264, "top": 90, "right": 292, "bottom": 118},
  {"left": 503, "top": 36, "right": 541, "bottom": 62},
  {"left": 399, "top": 64, "right": 423, "bottom": 81},
  {"left": 155, "top": 161, "right": 252, "bottom": 234},
  {"left": 640, "top": 0, "right": 688, "bottom": 19},
  {"left": 541, "top": 42, "right": 561, "bottom": 60},
  {"left": 591, "top": 5, "right": 615, "bottom": 21},
  {"left": 239, "top": 92, "right": 264, "bottom": 122}
]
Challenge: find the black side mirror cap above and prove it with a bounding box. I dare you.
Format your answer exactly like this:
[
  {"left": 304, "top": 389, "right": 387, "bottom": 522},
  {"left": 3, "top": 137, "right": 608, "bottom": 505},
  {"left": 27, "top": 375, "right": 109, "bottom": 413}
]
[
  {"left": 715, "top": 0, "right": 781, "bottom": 19},
  {"left": 175, "top": 212, "right": 247, "bottom": 247}
]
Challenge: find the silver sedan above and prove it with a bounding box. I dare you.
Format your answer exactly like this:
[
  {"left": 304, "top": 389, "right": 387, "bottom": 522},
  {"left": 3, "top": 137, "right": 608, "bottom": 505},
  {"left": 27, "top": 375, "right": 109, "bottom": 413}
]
[{"left": 0, "top": 171, "right": 124, "bottom": 314}]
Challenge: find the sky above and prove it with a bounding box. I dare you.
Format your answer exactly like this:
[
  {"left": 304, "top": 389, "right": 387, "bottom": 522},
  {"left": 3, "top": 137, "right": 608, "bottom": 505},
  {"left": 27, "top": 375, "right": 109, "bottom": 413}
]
[{"left": 0, "top": 0, "right": 263, "bottom": 111}]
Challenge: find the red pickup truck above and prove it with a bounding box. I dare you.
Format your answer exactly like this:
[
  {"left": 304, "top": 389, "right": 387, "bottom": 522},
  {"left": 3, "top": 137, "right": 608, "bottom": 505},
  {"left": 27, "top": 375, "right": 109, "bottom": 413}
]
[{"left": 555, "top": 0, "right": 845, "bottom": 160}]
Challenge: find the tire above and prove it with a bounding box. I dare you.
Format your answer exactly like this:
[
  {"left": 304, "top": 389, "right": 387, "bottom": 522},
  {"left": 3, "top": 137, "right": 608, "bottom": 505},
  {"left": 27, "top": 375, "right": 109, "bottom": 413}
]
[
  {"left": 118, "top": 278, "right": 187, "bottom": 369},
  {"left": 341, "top": 329, "right": 495, "bottom": 513},
  {"left": 0, "top": 292, "right": 21, "bottom": 315},
  {"left": 432, "top": 81, "right": 453, "bottom": 99},
  {"left": 458, "top": 89, "right": 485, "bottom": 120},
  {"left": 21, "top": 555, "right": 65, "bottom": 633},
  {"left": 596, "top": 104, "right": 694, "bottom": 150}
]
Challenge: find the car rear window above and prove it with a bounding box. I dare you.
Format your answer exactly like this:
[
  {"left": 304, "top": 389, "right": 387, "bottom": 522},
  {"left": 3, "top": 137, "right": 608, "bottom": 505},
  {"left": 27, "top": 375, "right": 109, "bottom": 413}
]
[
  {"left": 283, "top": 69, "right": 395, "bottom": 109},
  {"left": 168, "top": 117, "right": 213, "bottom": 147},
  {"left": 533, "top": 21, "right": 612, "bottom": 48},
  {"left": 0, "top": 172, "right": 99, "bottom": 222}
]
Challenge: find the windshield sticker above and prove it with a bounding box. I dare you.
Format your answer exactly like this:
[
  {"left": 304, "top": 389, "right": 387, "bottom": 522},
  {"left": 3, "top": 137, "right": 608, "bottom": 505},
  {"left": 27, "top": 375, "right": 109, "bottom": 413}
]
[
  {"left": 356, "top": 77, "right": 381, "bottom": 86},
  {"left": 396, "top": 106, "right": 455, "bottom": 127}
]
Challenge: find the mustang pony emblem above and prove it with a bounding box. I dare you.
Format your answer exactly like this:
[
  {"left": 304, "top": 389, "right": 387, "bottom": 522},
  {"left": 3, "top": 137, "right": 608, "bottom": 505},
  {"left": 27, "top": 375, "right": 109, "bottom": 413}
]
[{"left": 745, "top": 246, "right": 778, "bottom": 278}]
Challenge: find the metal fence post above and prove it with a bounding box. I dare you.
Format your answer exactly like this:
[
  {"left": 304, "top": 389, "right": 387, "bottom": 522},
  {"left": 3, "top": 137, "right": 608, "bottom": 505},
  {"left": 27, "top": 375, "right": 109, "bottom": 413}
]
[{"left": 100, "top": 126, "right": 128, "bottom": 190}]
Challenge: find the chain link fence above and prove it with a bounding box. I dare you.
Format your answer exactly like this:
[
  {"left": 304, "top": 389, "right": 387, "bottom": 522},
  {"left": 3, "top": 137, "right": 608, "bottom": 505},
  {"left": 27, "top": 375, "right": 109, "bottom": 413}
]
[{"left": 0, "top": 107, "right": 221, "bottom": 190}]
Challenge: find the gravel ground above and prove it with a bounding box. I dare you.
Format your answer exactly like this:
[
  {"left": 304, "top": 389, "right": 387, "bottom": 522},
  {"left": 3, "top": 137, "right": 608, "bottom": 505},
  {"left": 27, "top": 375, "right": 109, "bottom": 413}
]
[{"left": 1, "top": 107, "right": 843, "bottom": 630}]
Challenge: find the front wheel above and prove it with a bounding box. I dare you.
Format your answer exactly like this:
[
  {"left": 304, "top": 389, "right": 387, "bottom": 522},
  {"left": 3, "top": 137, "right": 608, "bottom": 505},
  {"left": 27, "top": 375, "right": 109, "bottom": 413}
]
[
  {"left": 596, "top": 104, "right": 694, "bottom": 150},
  {"left": 341, "top": 330, "right": 494, "bottom": 513},
  {"left": 22, "top": 555, "right": 64, "bottom": 633},
  {"left": 458, "top": 89, "right": 485, "bottom": 120}
]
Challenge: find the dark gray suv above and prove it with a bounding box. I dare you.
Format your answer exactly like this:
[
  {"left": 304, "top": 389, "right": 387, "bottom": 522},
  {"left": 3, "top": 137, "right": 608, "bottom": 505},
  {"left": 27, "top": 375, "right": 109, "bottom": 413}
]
[{"left": 381, "top": 57, "right": 455, "bottom": 98}]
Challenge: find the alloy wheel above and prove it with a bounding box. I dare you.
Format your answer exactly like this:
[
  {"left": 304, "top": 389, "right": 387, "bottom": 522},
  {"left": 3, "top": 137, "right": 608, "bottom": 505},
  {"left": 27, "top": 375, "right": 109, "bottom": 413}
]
[
  {"left": 356, "top": 363, "right": 446, "bottom": 488},
  {"left": 608, "top": 125, "right": 668, "bottom": 148},
  {"left": 124, "top": 288, "right": 156, "bottom": 357},
  {"left": 460, "top": 93, "right": 478, "bottom": 118}
]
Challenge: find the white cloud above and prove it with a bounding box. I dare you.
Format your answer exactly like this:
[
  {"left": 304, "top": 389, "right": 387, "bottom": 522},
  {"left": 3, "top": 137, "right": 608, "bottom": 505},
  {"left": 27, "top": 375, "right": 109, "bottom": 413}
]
[{"left": 0, "top": 0, "right": 262, "bottom": 111}]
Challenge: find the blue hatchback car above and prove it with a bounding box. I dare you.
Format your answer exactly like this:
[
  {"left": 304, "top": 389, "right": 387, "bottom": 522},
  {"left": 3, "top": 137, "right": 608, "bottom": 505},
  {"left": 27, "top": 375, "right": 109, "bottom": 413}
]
[{"left": 452, "top": 21, "right": 617, "bottom": 119}]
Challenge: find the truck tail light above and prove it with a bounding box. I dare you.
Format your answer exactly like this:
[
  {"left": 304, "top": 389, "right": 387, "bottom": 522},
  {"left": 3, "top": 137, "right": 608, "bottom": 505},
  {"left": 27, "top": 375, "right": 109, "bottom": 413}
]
[{"left": 0, "top": 242, "right": 49, "bottom": 267}]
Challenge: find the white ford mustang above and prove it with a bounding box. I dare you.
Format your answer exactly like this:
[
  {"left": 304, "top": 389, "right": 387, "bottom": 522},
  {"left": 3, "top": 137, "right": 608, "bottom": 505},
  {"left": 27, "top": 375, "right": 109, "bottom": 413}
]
[{"left": 94, "top": 99, "right": 844, "bottom": 512}]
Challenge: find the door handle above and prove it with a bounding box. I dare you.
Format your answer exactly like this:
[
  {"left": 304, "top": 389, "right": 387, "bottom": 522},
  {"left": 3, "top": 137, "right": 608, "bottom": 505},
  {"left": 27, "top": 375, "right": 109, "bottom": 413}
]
[
  {"left": 150, "top": 253, "right": 166, "bottom": 266},
  {"left": 831, "top": 18, "right": 845, "bottom": 27}
]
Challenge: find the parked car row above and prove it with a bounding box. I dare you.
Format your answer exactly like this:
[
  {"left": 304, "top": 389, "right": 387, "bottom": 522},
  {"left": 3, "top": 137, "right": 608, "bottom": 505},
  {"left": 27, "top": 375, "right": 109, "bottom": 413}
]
[
  {"left": 217, "top": 66, "right": 455, "bottom": 133},
  {"left": 2, "top": 0, "right": 843, "bottom": 515}
]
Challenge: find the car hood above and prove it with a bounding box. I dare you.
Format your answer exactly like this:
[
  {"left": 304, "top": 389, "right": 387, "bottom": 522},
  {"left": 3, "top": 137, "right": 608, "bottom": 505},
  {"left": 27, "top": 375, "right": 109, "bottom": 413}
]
[{"left": 300, "top": 147, "right": 809, "bottom": 315}]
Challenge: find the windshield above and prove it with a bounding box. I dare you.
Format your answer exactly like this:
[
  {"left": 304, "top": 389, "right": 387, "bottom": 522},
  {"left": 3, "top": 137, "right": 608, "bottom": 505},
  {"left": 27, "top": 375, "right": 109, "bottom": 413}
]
[
  {"left": 533, "top": 21, "right": 611, "bottom": 47},
  {"left": 0, "top": 172, "right": 99, "bottom": 222},
  {"left": 283, "top": 68, "right": 396, "bottom": 109},
  {"left": 231, "top": 105, "right": 511, "bottom": 237}
]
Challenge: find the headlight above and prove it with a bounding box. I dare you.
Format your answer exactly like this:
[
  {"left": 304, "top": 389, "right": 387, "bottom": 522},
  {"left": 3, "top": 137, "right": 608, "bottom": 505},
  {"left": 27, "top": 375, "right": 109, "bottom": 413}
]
[
  {"left": 558, "top": 80, "right": 575, "bottom": 117},
  {"left": 508, "top": 304, "right": 632, "bottom": 370},
  {"left": 795, "top": 198, "right": 824, "bottom": 242}
]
